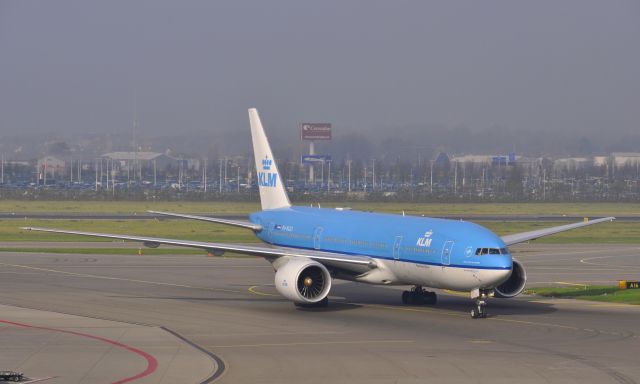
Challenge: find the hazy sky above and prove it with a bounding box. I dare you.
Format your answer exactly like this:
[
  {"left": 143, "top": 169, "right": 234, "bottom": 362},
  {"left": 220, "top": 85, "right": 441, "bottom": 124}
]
[{"left": 1, "top": 1, "right": 638, "bottom": 139}]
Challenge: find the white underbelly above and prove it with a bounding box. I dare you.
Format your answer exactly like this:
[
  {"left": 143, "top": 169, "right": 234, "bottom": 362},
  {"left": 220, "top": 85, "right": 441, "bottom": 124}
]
[{"left": 390, "top": 261, "right": 511, "bottom": 291}]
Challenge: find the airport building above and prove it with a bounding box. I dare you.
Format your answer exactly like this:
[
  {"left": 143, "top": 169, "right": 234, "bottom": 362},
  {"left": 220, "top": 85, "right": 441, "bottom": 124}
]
[
  {"left": 36, "top": 156, "right": 66, "bottom": 179},
  {"left": 611, "top": 152, "right": 640, "bottom": 167}
]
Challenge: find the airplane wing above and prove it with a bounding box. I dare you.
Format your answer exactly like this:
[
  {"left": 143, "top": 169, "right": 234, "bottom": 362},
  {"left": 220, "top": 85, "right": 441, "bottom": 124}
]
[
  {"left": 21, "top": 227, "right": 376, "bottom": 273},
  {"left": 147, "top": 210, "right": 262, "bottom": 231},
  {"left": 500, "top": 216, "right": 615, "bottom": 246}
]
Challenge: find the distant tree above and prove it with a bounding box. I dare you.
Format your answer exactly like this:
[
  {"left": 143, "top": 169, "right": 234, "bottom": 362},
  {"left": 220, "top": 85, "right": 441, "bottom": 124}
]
[
  {"left": 46, "top": 141, "right": 71, "bottom": 157},
  {"left": 506, "top": 165, "right": 524, "bottom": 200}
]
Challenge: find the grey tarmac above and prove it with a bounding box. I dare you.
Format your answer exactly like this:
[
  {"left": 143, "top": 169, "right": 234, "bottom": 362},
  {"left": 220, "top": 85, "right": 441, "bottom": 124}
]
[{"left": 0, "top": 243, "right": 639, "bottom": 383}]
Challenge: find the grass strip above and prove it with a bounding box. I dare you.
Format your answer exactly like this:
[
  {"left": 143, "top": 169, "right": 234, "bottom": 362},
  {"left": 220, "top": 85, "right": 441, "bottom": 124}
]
[
  {"left": 1, "top": 219, "right": 634, "bottom": 244},
  {"left": 0, "top": 247, "right": 202, "bottom": 255},
  {"left": 526, "top": 285, "right": 640, "bottom": 305},
  {"left": 1, "top": 219, "right": 260, "bottom": 243},
  {"left": 1, "top": 200, "right": 639, "bottom": 217},
  {"left": 0, "top": 247, "right": 256, "bottom": 258}
]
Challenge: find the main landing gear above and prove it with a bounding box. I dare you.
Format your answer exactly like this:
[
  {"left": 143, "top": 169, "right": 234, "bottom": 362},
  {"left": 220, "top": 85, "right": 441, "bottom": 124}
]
[{"left": 401, "top": 286, "right": 437, "bottom": 305}]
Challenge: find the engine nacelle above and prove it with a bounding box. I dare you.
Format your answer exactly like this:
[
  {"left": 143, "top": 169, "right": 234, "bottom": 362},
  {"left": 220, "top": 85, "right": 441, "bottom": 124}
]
[
  {"left": 274, "top": 257, "right": 332, "bottom": 304},
  {"left": 494, "top": 259, "right": 527, "bottom": 298}
]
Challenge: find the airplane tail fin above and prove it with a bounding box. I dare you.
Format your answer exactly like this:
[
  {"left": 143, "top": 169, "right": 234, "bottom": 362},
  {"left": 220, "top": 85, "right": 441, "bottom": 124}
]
[{"left": 249, "top": 108, "right": 291, "bottom": 211}]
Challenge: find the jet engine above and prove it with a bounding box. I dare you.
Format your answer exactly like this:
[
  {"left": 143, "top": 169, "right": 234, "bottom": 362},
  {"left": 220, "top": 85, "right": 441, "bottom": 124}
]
[
  {"left": 275, "top": 257, "right": 332, "bottom": 305},
  {"left": 494, "top": 259, "right": 527, "bottom": 298}
]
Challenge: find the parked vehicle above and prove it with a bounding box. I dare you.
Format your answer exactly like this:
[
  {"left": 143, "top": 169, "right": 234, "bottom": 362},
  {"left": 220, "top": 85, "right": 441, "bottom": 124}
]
[{"left": 0, "top": 370, "right": 23, "bottom": 381}]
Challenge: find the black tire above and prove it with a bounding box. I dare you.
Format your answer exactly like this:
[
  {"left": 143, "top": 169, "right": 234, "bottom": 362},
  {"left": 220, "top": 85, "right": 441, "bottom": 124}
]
[
  {"left": 401, "top": 291, "right": 410, "bottom": 304},
  {"left": 424, "top": 292, "right": 437, "bottom": 305}
]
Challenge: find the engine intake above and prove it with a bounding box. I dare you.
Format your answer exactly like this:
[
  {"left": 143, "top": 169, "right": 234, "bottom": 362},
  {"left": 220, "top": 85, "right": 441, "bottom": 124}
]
[
  {"left": 494, "top": 259, "right": 527, "bottom": 298},
  {"left": 275, "top": 258, "right": 332, "bottom": 304}
]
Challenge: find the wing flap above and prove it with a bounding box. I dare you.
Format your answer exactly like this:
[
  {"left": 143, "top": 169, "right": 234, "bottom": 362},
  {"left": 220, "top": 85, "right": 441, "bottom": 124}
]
[
  {"left": 500, "top": 216, "right": 615, "bottom": 246},
  {"left": 20, "top": 227, "right": 375, "bottom": 271}
]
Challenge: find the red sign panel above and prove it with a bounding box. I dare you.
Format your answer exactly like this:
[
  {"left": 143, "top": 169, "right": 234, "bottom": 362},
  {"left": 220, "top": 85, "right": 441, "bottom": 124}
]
[{"left": 301, "top": 123, "right": 332, "bottom": 140}]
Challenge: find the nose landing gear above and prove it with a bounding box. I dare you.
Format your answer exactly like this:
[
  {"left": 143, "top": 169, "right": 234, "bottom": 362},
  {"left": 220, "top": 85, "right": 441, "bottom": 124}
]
[
  {"left": 401, "top": 286, "right": 437, "bottom": 305},
  {"left": 471, "top": 298, "right": 487, "bottom": 319},
  {"left": 470, "top": 288, "right": 492, "bottom": 319}
]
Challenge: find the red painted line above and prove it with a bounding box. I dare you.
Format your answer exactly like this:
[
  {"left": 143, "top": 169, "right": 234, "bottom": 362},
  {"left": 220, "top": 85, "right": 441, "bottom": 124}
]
[{"left": 0, "top": 319, "right": 158, "bottom": 384}]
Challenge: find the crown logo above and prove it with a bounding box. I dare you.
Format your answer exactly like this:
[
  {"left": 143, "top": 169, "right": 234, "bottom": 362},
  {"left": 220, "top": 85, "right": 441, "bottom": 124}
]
[{"left": 262, "top": 156, "right": 272, "bottom": 171}]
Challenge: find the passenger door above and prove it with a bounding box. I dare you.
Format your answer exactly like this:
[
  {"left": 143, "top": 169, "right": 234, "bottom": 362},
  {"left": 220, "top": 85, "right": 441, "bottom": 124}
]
[
  {"left": 441, "top": 240, "right": 454, "bottom": 266},
  {"left": 393, "top": 235, "right": 402, "bottom": 260},
  {"left": 313, "top": 227, "right": 324, "bottom": 250}
]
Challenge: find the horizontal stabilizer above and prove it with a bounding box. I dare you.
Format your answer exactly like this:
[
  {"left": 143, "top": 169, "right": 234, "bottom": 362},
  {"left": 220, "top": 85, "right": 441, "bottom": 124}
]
[{"left": 147, "top": 210, "right": 262, "bottom": 231}]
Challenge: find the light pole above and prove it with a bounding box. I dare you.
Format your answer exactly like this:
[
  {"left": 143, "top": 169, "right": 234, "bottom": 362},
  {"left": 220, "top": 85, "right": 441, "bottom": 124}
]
[
  {"left": 327, "top": 161, "right": 331, "bottom": 192},
  {"left": 203, "top": 158, "right": 207, "bottom": 193},
  {"left": 430, "top": 160, "right": 433, "bottom": 194},
  {"left": 372, "top": 159, "right": 375, "bottom": 191},
  {"left": 347, "top": 160, "right": 351, "bottom": 192}
]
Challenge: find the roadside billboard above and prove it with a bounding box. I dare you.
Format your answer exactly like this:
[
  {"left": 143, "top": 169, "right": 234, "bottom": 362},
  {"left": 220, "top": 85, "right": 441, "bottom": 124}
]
[{"left": 301, "top": 123, "right": 331, "bottom": 140}]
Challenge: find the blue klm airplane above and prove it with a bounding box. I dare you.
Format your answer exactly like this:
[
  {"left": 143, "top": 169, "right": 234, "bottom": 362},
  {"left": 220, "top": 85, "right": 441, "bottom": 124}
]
[{"left": 24, "top": 109, "right": 615, "bottom": 318}]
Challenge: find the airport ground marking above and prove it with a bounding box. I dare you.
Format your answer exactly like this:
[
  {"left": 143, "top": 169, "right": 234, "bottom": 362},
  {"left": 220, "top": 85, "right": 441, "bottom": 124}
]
[
  {"left": 248, "top": 285, "right": 278, "bottom": 296},
  {"left": 0, "top": 262, "right": 247, "bottom": 295},
  {"left": 0, "top": 319, "right": 158, "bottom": 384},
  {"left": 555, "top": 281, "right": 589, "bottom": 287},
  {"left": 206, "top": 339, "right": 415, "bottom": 349},
  {"left": 443, "top": 289, "right": 468, "bottom": 297},
  {"left": 529, "top": 299, "right": 639, "bottom": 309},
  {"left": 351, "top": 303, "right": 467, "bottom": 318},
  {"left": 531, "top": 280, "right": 621, "bottom": 285},
  {"left": 580, "top": 255, "right": 640, "bottom": 269}
]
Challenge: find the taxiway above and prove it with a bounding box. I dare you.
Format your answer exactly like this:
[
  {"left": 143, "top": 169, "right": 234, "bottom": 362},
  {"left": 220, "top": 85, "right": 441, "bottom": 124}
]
[{"left": 0, "top": 243, "right": 639, "bottom": 383}]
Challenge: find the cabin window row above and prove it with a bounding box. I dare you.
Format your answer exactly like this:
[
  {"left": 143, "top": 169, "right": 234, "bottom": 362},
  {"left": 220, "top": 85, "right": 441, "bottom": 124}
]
[
  {"left": 475, "top": 247, "right": 509, "bottom": 255},
  {"left": 325, "top": 236, "right": 368, "bottom": 247},
  {"left": 403, "top": 246, "right": 435, "bottom": 254},
  {"left": 273, "top": 231, "right": 311, "bottom": 240}
]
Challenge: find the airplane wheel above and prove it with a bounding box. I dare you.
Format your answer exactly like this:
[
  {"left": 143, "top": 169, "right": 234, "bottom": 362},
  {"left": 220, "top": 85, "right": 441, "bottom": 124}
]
[
  {"left": 471, "top": 303, "right": 487, "bottom": 319},
  {"left": 424, "top": 292, "right": 437, "bottom": 305},
  {"left": 401, "top": 291, "right": 410, "bottom": 304}
]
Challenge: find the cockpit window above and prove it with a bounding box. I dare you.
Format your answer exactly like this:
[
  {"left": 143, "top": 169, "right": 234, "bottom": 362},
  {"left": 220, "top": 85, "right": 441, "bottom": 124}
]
[{"left": 475, "top": 247, "right": 509, "bottom": 255}]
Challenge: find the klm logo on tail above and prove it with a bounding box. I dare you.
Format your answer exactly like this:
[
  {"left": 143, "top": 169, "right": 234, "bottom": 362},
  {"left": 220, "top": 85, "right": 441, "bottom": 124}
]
[{"left": 259, "top": 156, "right": 277, "bottom": 188}]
